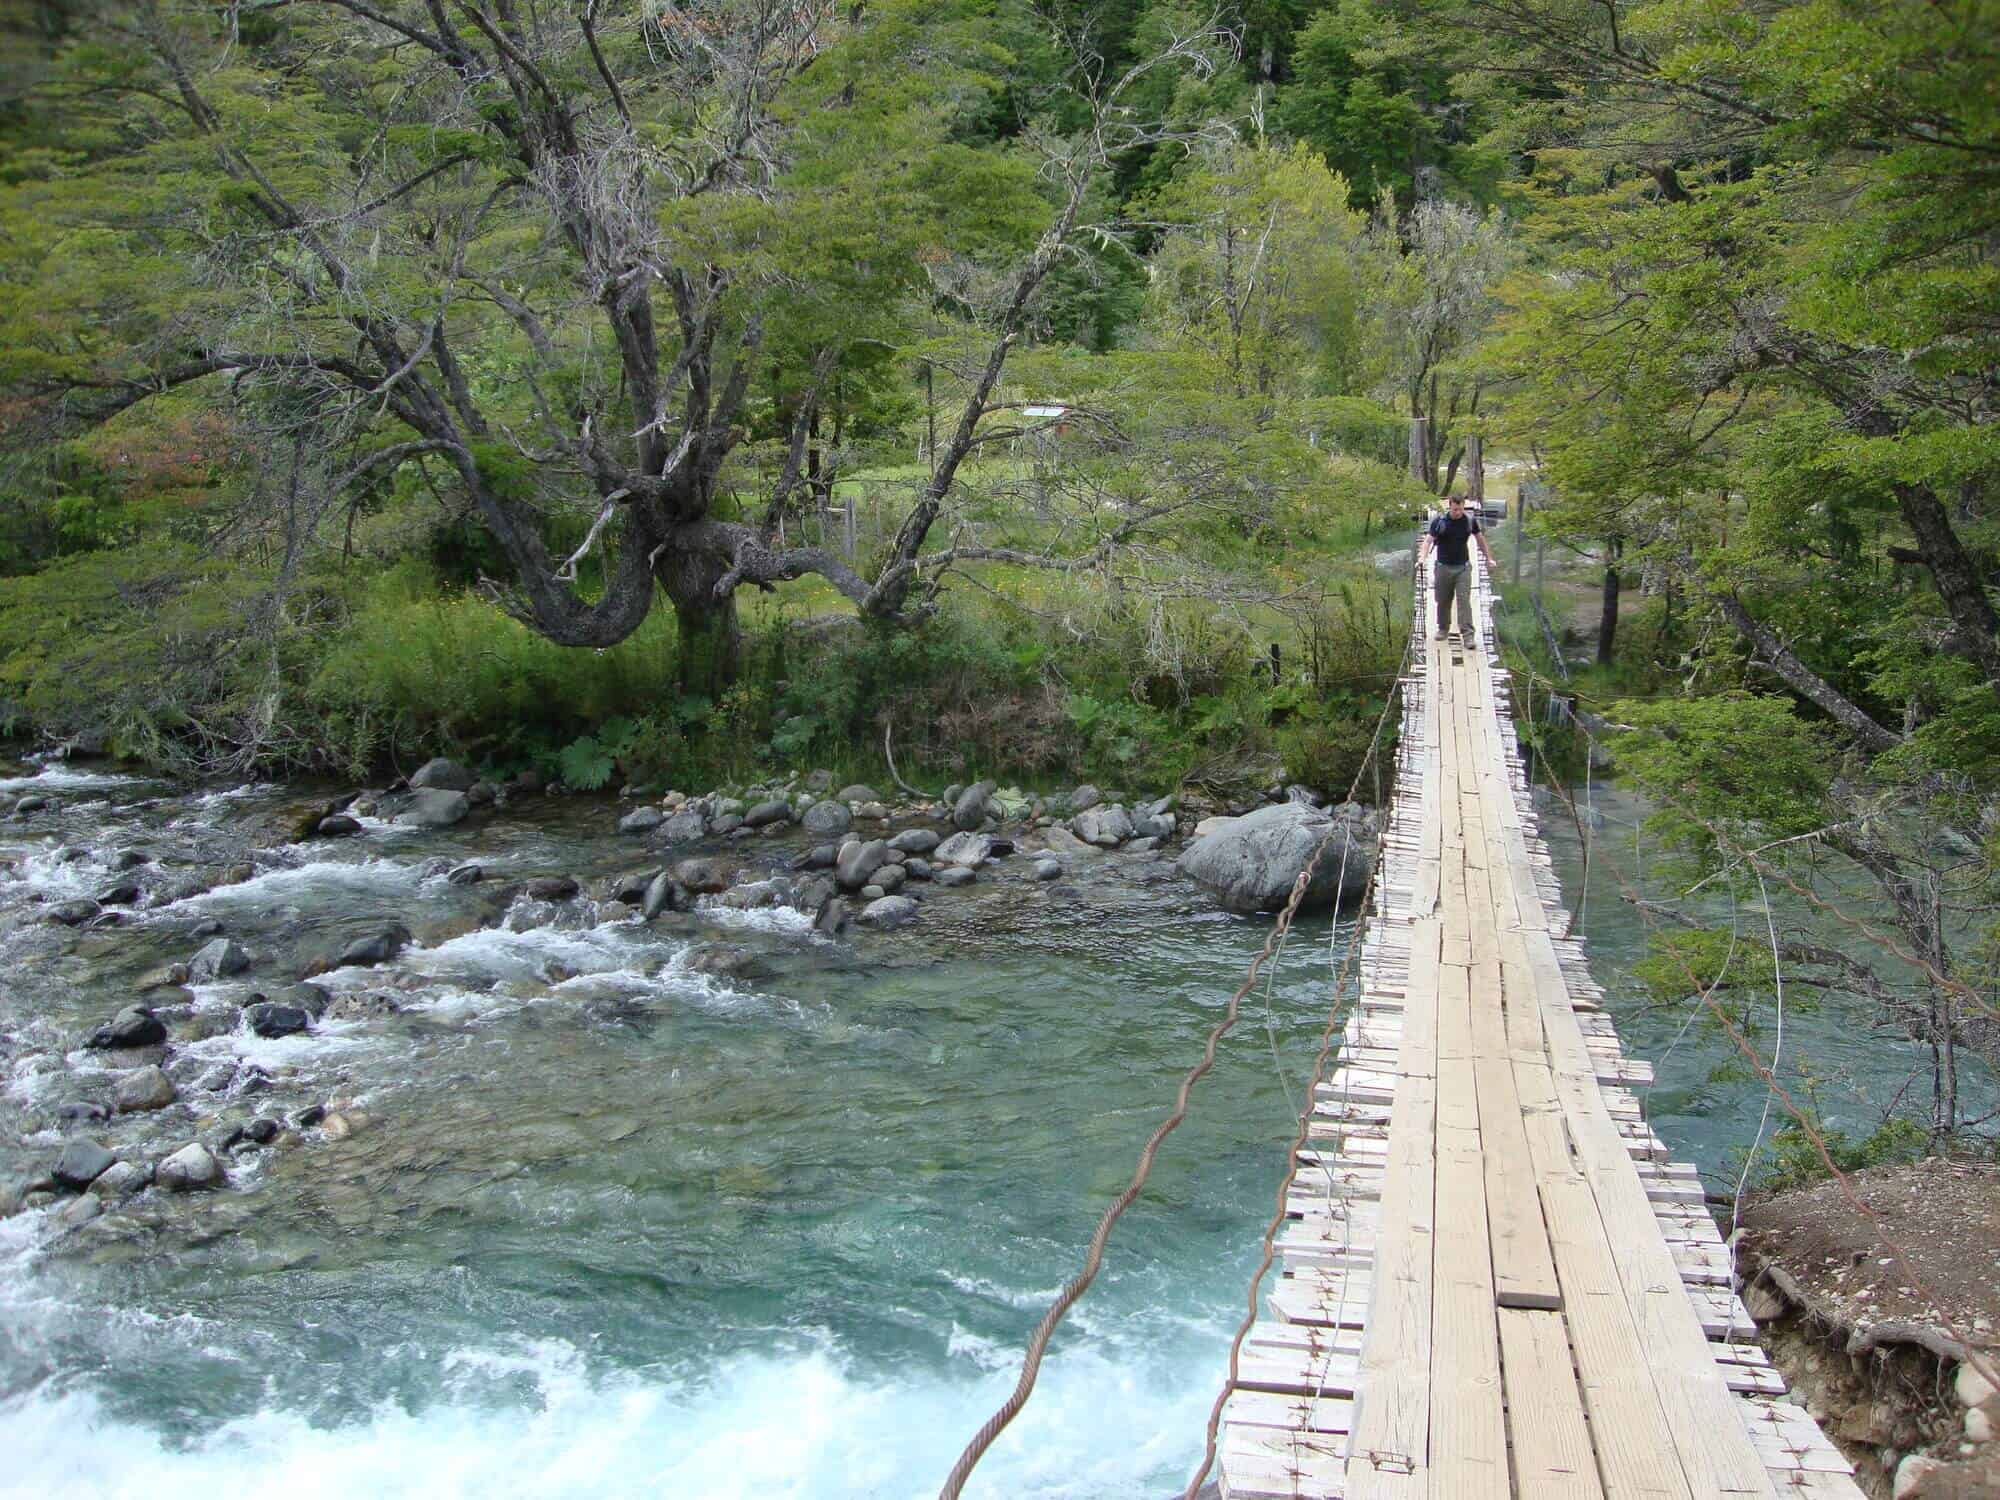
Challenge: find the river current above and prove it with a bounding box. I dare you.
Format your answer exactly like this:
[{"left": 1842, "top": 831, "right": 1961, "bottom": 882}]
[{"left": 0, "top": 761, "right": 1978, "bottom": 1498}]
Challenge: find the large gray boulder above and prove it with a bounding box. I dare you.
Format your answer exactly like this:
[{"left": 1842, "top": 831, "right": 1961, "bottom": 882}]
[
  {"left": 932, "top": 831, "right": 992, "bottom": 869},
  {"left": 658, "top": 808, "right": 707, "bottom": 843},
  {"left": 887, "top": 828, "right": 940, "bottom": 855},
  {"left": 1063, "top": 784, "right": 1103, "bottom": 814},
  {"left": 835, "top": 784, "right": 880, "bottom": 804},
  {"left": 619, "top": 806, "right": 665, "bottom": 834},
  {"left": 397, "top": 788, "right": 470, "bottom": 827},
  {"left": 157, "top": 1142, "right": 223, "bottom": 1192},
  {"left": 53, "top": 1137, "right": 116, "bottom": 1190},
  {"left": 800, "top": 800, "right": 852, "bottom": 837},
  {"left": 744, "top": 798, "right": 792, "bottom": 828},
  {"left": 189, "top": 938, "right": 251, "bottom": 982},
  {"left": 115, "top": 1066, "right": 177, "bottom": 1113},
  {"left": 856, "top": 894, "right": 919, "bottom": 928},
  {"left": 410, "top": 757, "right": 475, "bottom": 791},
  {"left": 85, "top": 1005, "right": 167, "bottom": 1050},
  {"left": 952, "top": 780, "right": 996, "bottom": 832},
  {"left": 1071, "top": 805, "right": 1134, "bottom": 847},
  {"left": 836, "top": 839, "right": 890, "bottom": 891},
  {"left": 1175, "top": 801, "right": 1375, "bottom": 914}
]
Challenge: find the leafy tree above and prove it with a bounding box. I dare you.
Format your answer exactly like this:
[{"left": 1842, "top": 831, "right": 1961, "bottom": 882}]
[{"left": 0, "top": 0, "right": 1228, "bottom": 691}]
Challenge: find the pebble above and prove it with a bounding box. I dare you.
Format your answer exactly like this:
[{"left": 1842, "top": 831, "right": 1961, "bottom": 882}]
[{"left": 114, "top": 1065, "right": 178, "bottom": 1113}]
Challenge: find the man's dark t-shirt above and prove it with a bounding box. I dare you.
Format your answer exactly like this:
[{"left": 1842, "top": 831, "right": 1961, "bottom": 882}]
[{"left": 1428, "top": 511, "right": 1482, "bottom": 566}]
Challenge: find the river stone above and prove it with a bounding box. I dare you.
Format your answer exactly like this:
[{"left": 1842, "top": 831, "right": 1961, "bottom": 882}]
[
  {"left": 16, "top": 793, "right": 49, "bottom": 812},
  {"left": 873, "top": 863, "right": 908, "bottom": 896},
  {"left": 157, "top": 1142, "right": 222, "bottom": 1192},
  {"left": 115, "top": 1066, "right": 177, "bottom": 1113},
  {"left": 673, "top": 857, "right": 733, "bottom": 894},
  {"left": 789, "top": 874, "right": 836, "bottom": 917},
  {"left": 793, "top": 844, "right": 839, "bottom": 872},
  {"left": 1131, "top": 809, "right": 1176, "bottom": 840},
  {"left": 188, "top": 937, "right": 250, "bottom": 981},
  {"left": 710, "top": 813, "right": 744, "bottom": 837},
  {"left": 444, "top": 862, "right": 483, "bottom": 887},
  {"left": 1072, "top": 805, "right": 1134, "bottom": 847},
  {"left": 642, "top": 870, "right": 683, "bottom": 920},
  {"left": 887, "top": 828, "right": 941, "bottom": 856},
  {"left": 56, "top": 1194, "right": 103, "bottom": 1231},
  {"left": 856, "top": 894, "right": 919, "bottom": 928},
  {"left": 859, "top": 883, "right": 884, "bottom": 901},
  {"left": 526, "top": 875, "right": 580, "bottom": 902},
  {"left": 1064, "top": 784, "right": 1103, "bottom": 814},
  {"left": 647, "top": 808, "right": 702, "bottom": 844},
  {"left": 96, "top": 878, "right": 143, "bottom": 906},
  {"left": 932, "top": 832, "right": 992, "bottom": 869},
  {"left": 903, "top": 858, "right": 933, "bottom": 881},
  {"left": 1175, "top": 801, "right": 1373, "bottom": 914},
  {"left": 743, "top": 798, "right": 792, "bottom": 828},
  {"left": 934, "top": 866, "right": 976, "bottom": 888},
  {"left": 1126, "top": 837, "right": 1161, "bottom": 855},
  {"left": 86, "top": 1005, "right": 167, "bottom": 1050},
  {"left": 338, "top": 925, "right": 411, "bottom": 967},
  {"left": 800, "top": 800, "right": 852, "bottom": 837},
  {"left": 316, "top": 813, "right": 363, "bottom": 838},
  {"left": 48, "top": 898, "right": 102, "bottom": 927},
  {"left": 410, "top": 756, "right": 474, "bottom": 791},
  {"left": 87, "top": 1159, "right": 150, "bottom": 1198},
  {"left": 108, "top": 848, "right": 151, "bottom": 871},
  {"left": 1033, "top": 859, "right": 1063, "bottom": 881},
  {"left": 53, "top": 1137, "right": 116, "bottom": 1190},
  {"left": 619, "top": 806, "right": 666, "bottom": 834},
  {"left": 815, "top": 897, "right": 850, "bottom": 936},
  {"left": 836, "top": 784, "right": 879, "bottom": 804},
  {"left": 1039, "top": 826, "right": 1092, "bottom": 856},
  {"left": 245, "top": 1002, "right": 311, "bottom": 1039},
  {"left": 397, "top": 788, "right": 470, "bottom": 828},
  {"left": 837, "top": 839, "right": 890, "bottom": 891},
  {"left": 952, "top": 780, "right": 995, "bottom": 832}
]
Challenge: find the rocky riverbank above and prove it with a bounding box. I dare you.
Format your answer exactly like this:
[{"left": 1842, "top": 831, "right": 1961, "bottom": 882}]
[
  {"left": 1, "top": 755, "right": 1380, "bottom": 1254},
  {"left": 1737, "top": 1160, "right": 2000, "bottom": 1499}
]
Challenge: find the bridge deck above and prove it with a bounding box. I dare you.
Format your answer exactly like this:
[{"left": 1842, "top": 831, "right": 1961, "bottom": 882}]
[{"left": 1217, "top": 555, "right": 1861, "bottom": 1499}]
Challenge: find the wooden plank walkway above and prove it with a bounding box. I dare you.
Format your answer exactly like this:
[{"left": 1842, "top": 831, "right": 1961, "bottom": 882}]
[{"left": 1216, "top": 547, "right": 1862, "bottom": 1500}]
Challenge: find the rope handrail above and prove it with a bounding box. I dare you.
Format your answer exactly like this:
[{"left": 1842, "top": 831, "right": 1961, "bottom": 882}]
[{"left": 936, "top": 565, "right": 1418, "bottom": 1500}]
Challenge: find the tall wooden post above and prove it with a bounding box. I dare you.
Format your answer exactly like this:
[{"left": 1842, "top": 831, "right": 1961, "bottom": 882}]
[
  {"left": 1466, "top": 433, "right": 1484, "bottom": 508},
  {"left": 1408, "top": 415, "right": 1429, "bottom": 490},
  {"left": 1513, "top": 483, "right": 1528, "bottom": 587}
]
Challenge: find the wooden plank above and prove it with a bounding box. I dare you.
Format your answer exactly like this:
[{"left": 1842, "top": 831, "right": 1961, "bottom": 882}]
[
  {"left": 1343, "top": 920, "right": 1440, "bottom": 1499},
  {"left": 1497, "top": 1308, "right": 1604, "bottom": 1499}
]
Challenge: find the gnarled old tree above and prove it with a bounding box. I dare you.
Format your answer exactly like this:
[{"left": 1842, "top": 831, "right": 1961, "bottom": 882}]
[{"left": 6, "top": 0, "right": 1227, "bottom": 689}]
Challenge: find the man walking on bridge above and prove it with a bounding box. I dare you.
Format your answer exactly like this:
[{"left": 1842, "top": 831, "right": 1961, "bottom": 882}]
[{"left": 1419, "top": 495, "right": 1497, "bottom": 649}]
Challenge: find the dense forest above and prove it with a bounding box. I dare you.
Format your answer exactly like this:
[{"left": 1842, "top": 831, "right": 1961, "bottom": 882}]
[{"left": 1, "top": 3, "right": 1996, "bottom": 1137}]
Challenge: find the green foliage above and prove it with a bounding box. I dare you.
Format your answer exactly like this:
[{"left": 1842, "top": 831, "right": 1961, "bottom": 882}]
[{"left": 1756, "top": 1117, "right": 1930, "bottom": 1194}]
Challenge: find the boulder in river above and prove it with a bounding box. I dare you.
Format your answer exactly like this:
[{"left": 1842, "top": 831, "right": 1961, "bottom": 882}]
[
  {"left": 1072, "top": 805, "right": 1134, "bottom": 847},
  {"left": 87, "top": 1159, "right": 150, "bottom": 1198},
  {"left": 856, "top": 894, "right": 919, "bottom": 928},
  {"left": 837, "top": 839, "right": 890, "bottom": 891},
  {"left": 337, "top": 925, "right": 411, "bottom": 967},
  {"left": 672, "top": 857, "right": 733, "bottom": 894},
  {"left": 316, "top": 814, "right": 364, "bottom": 838},
  {"left": 52, "top": 1137, "right": 116, "bottom": 1190},
  {"left": 873, "top": 863, "right": 908, "bottom": 896},
  {"left": 1064, "top": 784, "right": 1103, "bottom": 814},
  {"left": 793, "top": 843, "right": 839, "bottom": 872},
  {"left": 114, "top": 1066, "right": 177, "bottom": 1113},
  {"left": 525, "top": 875, "right": 580, "bottom": 902},
  {"left": 619, "top": 806, "right": 666, "bottom": 834},
  {"left": 410, "top": 757, "right": 475, "bottom": 792},
  {"left": 47, "top": 899, "right": 102, "bottom": 927},
  {"left": 743, "top": 798, "right": 792, "bottom": 828},
  {"left": 189, "top": 937, "right": 251, "bottom": 981},
  {"left": 934, "top": 866, "right": 976, "bottom": 888},
  {"left": 887, "top": 828, "right": 941, "bottom": 856},
  {"left": 642, "top": 870, "right": 684, "bottom": 919},
  {"left": 836, "top": 784, "right": 880, "bottom": 805},
  {"left": 1174, "top": 801, "right": 1375, "bottom": 914},
  {"left": 397, "top": 788, "right": 470, "bottom": 828},
  {"left": 96, "top": 879, "right": 142, "bottom": 906},
  {"left": 657, "top": 808, "right": 707, "bottom": 843},
  {"left": 800, "top": 800, "right": 852, "bottom": 837},
  {"left": 1033, "top": 859, "right": 1063, "bottom": 881},
  {"left": 156, "top": 1142, "right": 223, "bottom": 1192},
  {"left": 85, "top": 1005, "right": 168, "bottom": 1050},
  {"left": 814, "top": 897, "right": 850, "bottom": 937},
  {"left": 933, "top": 832, "right": 993, "bottom": 869},
  {"left": 1130, "top": 808, "right": 1176, "bottom": 841},
  {"left": 245, "top": 1002, "right": 311, "bottom": 1039},
  {"left": 952, "top": 780, "right": 996, "bottom": 832},
  {"left": 445, "top": 862, "right": 483, "bottom": 886},
  {"left": 903, "top": 857, "right": 933, "bottom": 882}
]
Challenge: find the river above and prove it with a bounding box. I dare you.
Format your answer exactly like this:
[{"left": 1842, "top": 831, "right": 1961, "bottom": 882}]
[{"left": 0, "top": 761, "right": 1984, "bottom": 1498}]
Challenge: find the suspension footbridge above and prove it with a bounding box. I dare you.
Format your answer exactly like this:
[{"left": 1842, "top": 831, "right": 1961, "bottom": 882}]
[{"left": 1212, "top": 550, "right": 1863, "bottom": 1499}]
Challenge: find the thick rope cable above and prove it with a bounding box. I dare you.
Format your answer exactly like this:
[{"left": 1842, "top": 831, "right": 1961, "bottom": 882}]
[
  {"left": 1727, "top": 864, "right": 1787, "bottom": 1348},
  {"left": 937, "top": 620, "right": 1416, "bottom": 1500},
  {"left": 1178, "top": 555, "right": 1429, "bottom": 1499}
]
